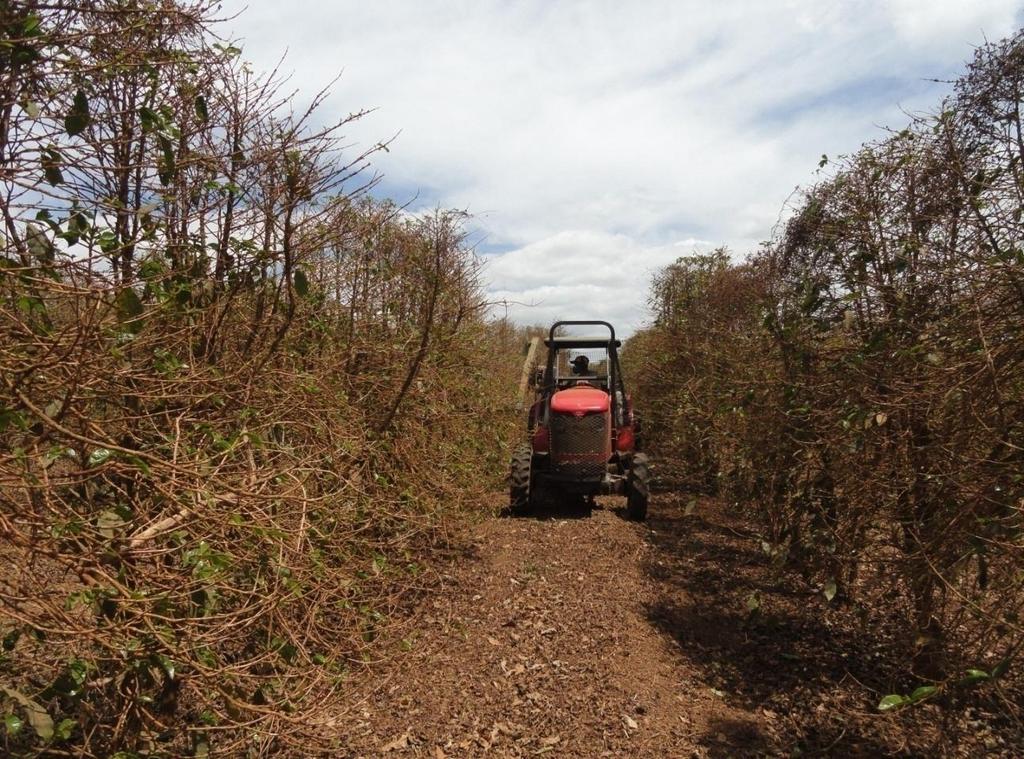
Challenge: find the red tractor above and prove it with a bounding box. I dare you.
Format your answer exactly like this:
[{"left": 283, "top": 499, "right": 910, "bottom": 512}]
[{"left": 509, "top": 321, "right": 649, "bottom": 520}]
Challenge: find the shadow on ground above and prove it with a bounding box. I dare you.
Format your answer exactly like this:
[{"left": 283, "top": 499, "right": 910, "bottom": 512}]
[
  {"left": 507, "top": 492, "right": 598, "bottom": 521},
  {"left": 641, "top": 494, "right": 975, "bottom": 757}
]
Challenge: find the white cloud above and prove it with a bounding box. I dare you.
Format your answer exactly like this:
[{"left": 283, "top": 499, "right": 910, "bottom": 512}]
[
  {"left": 218, "top": 0, "right": 1023, "bottom": 334},
  {"left": 484, "top": 231, "right": 715, "bottom": 334}
]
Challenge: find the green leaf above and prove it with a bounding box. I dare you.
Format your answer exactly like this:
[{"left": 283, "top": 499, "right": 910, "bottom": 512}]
[
  {"left": 41, "top": 145, "right": 63, "bottom": 186},
  {"left": 87, "top": 448, "right": 111, "bottom": 467},
  {"left": 4, "top": 713, "right": 22, "bottom": 735},
  {"left": 66, "top": 211, "right": 91, "bottom": 242},
  {"left": 154, "top": 654, "right": 175, "bottom": 680},
  {"left": 24, "top": 100, "right": 40, "bottom": 118},
  {"left": 1, "top": 687, "right": 53, "bottom": 740},
  {"left": 65, "top": 89, "right": 90, "bottom": 136},
  {"left": 95, "top": 229, "right": 116, "bottom": 255},
  {"left": 268, "top": 633, "right": 298, "bottom": 663},
  {"left": 125, "top": 455, "right": 151, "bottom": 476},
  {"left": 11, "top": 44, "right": 39, "bottom": 66},
  {"left": 157, "top": 134, "right": 175, "bottom": 185},
  {"left": 3, "top": 628, "right": 21, "bottom": 651},
  {"left": 992, "top": 658, "right": 1011, "bottom": 679},
  {"left": 194, "top": 95, "right": 209, "bottom": 122},
  {"left": 909, "top": 685, "right": 938, "bottom": 702},
  {"left": 823, "top": 578, "right": 837, "bottom": 602},
  {"left": 0, "top": 409, "right": 27, "bottom": 433},
  {"left": 957, "top": 669, "right": 990, "bottom": 687},
  {"left": 35, "top": 209, "right": 59, "bottom": 232},
  {"left": 214, "top": 43, "right": 242, "bottom": 58},
  {"left": 54, "top": 717, "right": 75, "bottom": 741},
  {"left": 115, "top": 286, "right": 144, "bottom": 325},
  {"left": 51, "top": 659, "right": 89, "bottom": 697},
  {"left": 745, "top": 592, "right": 760, "bottom": 612},
  {"left": 22, "top": 14, "right": 41, "bottom": 35},
  {"left": 877, "top": 694, "right": 905, "bottom": 711},
  {"left": 138, "top": 255, "right": 166, "bottom": 282},
  {"left": 293, "top": 267, "right": 309, "bottom": 296},
  {"left": 139, "top": 105, "right": 160, "bottom": 133}
]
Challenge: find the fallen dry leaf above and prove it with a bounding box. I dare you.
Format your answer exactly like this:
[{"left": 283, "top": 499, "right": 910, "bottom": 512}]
[
  {"left": 381, "top": 732, "right": 410, "bottom": 752},
  {"left": 302, "top": 497, "right": 988, "bottom": 757}
]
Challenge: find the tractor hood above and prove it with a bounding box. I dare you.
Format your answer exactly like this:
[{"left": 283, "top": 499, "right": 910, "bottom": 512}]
[{"left": 550, "top": 386, "right": 610, "bottom": 415}]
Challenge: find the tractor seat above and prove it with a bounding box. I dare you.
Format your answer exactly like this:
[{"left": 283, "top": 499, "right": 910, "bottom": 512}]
[{"left": 557, "top": 377, "right": 608, "bottom": 390}]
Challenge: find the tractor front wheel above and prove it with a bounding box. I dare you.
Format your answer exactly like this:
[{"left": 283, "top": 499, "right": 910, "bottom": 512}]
[
  {"left": 509, "top": 444, "right": 532, "bottom": 516},
  {"left": 626, "top": 452, "right": 650, "bottom": 521}
]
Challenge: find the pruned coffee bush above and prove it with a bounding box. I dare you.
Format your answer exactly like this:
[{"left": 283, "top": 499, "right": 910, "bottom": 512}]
[
  {"left": 627, "top": 30, "right": 1024, "bottom": 698},
  {"left": 0, "top": 2, "right": 517, "bottom": 755}
]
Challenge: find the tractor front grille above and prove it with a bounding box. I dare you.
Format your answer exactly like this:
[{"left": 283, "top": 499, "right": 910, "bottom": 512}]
[{"left": 550, "top": 411, "right": 608, "bottom": 479}]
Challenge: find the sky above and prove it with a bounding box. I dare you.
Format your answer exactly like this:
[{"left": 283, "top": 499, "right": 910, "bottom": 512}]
[{"left": 217, "top": 0, "right": 1023, "bottom": 335}]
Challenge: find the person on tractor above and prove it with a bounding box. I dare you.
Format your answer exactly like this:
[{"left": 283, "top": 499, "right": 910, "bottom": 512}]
[
  {"left": 570, "top": 354, "right": 590, "bottom": 376},
  {"left": 570, "top": 355, "right": 595, "bottom": 387}
]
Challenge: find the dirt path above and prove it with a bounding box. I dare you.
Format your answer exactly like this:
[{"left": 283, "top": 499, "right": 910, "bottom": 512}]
[
  {"left": 335, "top": 497, "right": 759, "bottom": 757},
  {"left": 333, "top": 495, "right": 1021, "bottom": 758}
]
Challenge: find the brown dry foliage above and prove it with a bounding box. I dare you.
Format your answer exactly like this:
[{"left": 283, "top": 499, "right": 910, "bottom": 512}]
[
  {"left": 0, "top": 1, "right": 517, "bottom": 755},
  {"left": 627, "top": 31, "right": 1024, "bottom": 708}
]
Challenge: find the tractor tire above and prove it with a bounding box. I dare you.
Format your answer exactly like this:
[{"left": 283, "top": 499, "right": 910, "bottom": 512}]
[
  {"left": 508, "top": 444, "right": 532, "bottom": 516},
  {"left": 626, "top": 452, "right": 650, "bottom": 521}
]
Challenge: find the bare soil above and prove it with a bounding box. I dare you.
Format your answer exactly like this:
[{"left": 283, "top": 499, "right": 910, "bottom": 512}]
[{"left": 330, "top": 494, "right": 1022, "bottom": 758}]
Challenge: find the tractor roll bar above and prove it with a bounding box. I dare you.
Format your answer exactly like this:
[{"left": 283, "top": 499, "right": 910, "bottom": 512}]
[
  {"left": 541, "top": 320, "right": 624, "bottom": 428},
  {"left": 548, "top": 320, "right": 616, "bottom": 342}
]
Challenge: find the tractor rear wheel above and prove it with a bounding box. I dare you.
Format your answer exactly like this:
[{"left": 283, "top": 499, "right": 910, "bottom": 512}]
[
  {"left": 626, "top": 452, "right": 650, "bottom": 521},
  {"left": 509, "top": 444, "right": 532, "bottom": 516}
]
